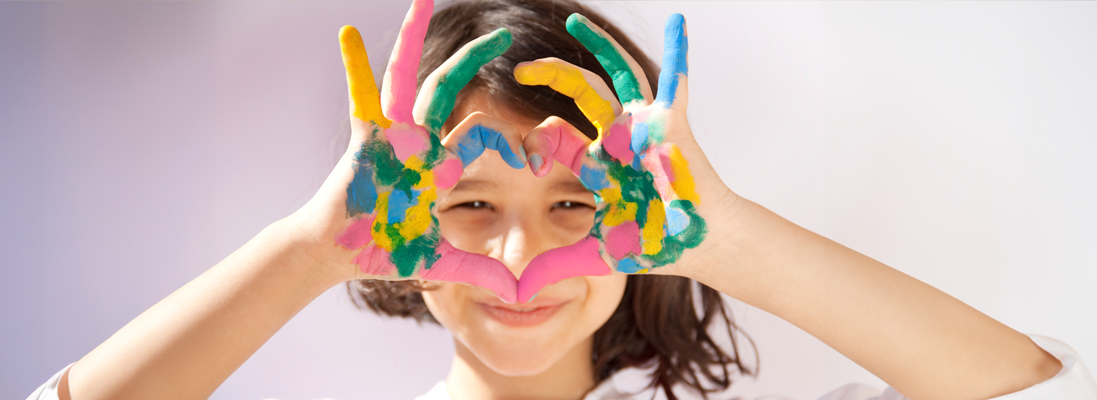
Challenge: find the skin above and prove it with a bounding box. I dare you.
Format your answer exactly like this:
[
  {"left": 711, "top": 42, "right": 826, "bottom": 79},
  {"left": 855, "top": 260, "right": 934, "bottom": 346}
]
[{"left": 55, "top": 5, "right": 1062, "bottom": 400}]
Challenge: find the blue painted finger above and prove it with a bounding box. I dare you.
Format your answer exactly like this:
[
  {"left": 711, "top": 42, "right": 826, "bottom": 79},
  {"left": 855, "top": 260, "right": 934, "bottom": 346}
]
[{"left": 655, "top": 14, "right": 688, "bottom": 108}]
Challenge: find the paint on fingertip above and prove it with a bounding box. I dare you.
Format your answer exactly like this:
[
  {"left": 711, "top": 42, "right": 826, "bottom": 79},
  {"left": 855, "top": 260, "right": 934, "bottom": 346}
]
[
  {"left": 528, "top": 153, "right": 544, "bottom": 174},
  {"left": 455, "top": 125, "right": 525, "bottom": 169},
  {"left": 518, "top": 145, "right": 527, "bottom": 163},
  {"left": 656, "top": 13, "right": 688, "bottom": 107}
]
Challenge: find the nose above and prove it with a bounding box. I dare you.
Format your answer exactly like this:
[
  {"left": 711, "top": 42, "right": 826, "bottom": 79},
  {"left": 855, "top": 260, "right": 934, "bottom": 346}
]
[{"left": 489, "top": 211, "right": 552, "bottom": 280}]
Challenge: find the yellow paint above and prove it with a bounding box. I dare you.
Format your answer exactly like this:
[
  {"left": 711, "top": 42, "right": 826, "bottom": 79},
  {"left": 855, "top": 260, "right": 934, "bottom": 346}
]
[
  {"left": 398, "top": 187, "right": 435, "bottom": 241},
  {"left": 515, "top": 62, "right": 615, "bottom": 133},
  {"left": 372, "top": 191, "right": 393, "bottom": 251},
  {"left": 667, "top": 145, "right": 700, "bottom": 204},
  {"left": 638, "top": 268, "right": 649, "bottom": 274},
  {"left": 340, "top": 26, "right": 391, "bottom": 128},
  {"left": 641, "top": 198, "right": 665, "bottom": 255}
]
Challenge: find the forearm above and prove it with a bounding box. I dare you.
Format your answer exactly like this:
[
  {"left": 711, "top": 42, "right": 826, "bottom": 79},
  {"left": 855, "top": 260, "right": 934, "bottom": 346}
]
[
  {"left": 66, "top": 219, "right": 342, "bottom": 400},
  {"left": 688, "top": 197, "right": 1060, "bottom": 400}
]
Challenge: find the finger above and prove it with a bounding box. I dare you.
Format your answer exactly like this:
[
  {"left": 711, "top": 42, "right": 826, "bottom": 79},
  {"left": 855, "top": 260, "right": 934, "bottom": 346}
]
[
  {"left": 413, "top": 28, "right": 513, "bottom": 136},
  {"left": 340, "top": 26, "right": 390, "bottom": 128},
  {"left": 441, "top": 112, "right": 527, "bottom": 169},
  {"left": 522, "top": 116, "right": 592, "bottom": 178},
  {"left": 421, "top": 239, "right": 519, "bottom": 304},
  {"left": 381, "top": 0, "right": 433, "bottom": 125},
  {"left": 654, "top": 14, "right": 688, "bottom": 110},
  {"left": 514, "top": 57, "right": 621, "bottom": 135},
  {"left": 565, "top": 13, "right": 653, "bottom": 106},
  {"left": 517, "top": 236, "right": 611, "bottom": 303}
]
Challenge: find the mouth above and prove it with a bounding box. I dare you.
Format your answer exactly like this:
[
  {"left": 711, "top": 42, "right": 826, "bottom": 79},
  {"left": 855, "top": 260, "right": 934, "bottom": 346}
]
[{"left": 476, "top": 300, "right": 568, "bottom": 327}]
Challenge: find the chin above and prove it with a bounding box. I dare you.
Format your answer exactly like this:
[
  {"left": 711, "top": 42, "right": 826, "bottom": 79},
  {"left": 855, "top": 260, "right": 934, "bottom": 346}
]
[{"left": 422, "top": 274, "right": 628, "bottom": 377}]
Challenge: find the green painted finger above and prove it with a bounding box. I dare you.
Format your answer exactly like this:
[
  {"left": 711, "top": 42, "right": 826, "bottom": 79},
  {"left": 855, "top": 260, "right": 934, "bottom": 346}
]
[
  {"left": 417, "top": 28, "right": 512, "bottom": 135},
  {"left": 566, "top": 14, "right": 646, "bottom": 105}
]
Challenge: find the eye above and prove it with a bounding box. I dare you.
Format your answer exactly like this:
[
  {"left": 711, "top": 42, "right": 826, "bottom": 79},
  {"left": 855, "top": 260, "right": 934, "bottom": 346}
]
[
  {"left": 454, "top": 200, "right": 494, "bottom": 210},
  {"left": 551, "top": 201, "right": 593, "bottom": 210}
]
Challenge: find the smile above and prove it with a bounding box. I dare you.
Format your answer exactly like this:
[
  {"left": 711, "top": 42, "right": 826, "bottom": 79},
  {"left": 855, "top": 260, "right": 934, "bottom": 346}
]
[{"left": 477, "top": 302, "right": 567, "bottom": 327}]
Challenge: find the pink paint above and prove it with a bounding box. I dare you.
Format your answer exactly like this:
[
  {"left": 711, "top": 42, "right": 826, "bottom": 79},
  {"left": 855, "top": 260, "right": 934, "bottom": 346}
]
[
  {"left": 335, "top": 214, "right": 377, "bottom": 250},
  {"left": 602, "top": 122, "right": 634, "bottom": 165},
  {"left": 354, "top": 244, "right": 397, "bottom": 276},
  {"left": 536, "top": 124, "right": 590, "bottom": 177},
  {"left": 385, "top": 124, "right": 429, "bottom": 162},
  {"left": 641, "top": 147, "right": 674, "bottom": 199},
  {"left": 517, "top": 236, "right": 612, "bottom": 303},
  {"left": 604, "top": 221, "right": 641, "bottom": 260},
  {"left": 381, "top": 0, "right": 433, "bottom": 124},
  {"left": 433, "top": 158, "right": 463, "bottom": 189},
  {"left": 421, "top": 239, "right": 519, "bottom": 304}
]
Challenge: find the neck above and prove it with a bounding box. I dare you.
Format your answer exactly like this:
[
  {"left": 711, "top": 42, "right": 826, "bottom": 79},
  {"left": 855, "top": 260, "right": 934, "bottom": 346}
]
[{"left": 445, "top": 337, "right": 596, "bottom": 400}]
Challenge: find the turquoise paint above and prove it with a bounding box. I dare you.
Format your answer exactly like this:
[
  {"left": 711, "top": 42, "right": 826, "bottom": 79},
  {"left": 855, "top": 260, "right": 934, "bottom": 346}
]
[{"left": 579, "top": 165, "right": 611, "bottom": 191}]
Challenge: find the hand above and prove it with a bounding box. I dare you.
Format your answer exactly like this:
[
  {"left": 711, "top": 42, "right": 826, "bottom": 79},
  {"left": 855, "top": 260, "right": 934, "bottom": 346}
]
[
  {"left": 512, "top": 13, "right": 735, "bottom": 302},
  {"left": 293, "top": 0, "right": 527, "bottom": 303}
]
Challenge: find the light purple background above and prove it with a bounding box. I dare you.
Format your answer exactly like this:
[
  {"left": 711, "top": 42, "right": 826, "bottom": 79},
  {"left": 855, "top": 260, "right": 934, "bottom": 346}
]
[{"left": 2, "top": 2, "right": 1095, "bottom": 399}]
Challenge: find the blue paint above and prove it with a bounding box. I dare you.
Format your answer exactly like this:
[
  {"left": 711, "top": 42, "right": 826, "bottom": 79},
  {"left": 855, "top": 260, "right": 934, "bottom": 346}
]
[
  {"left": 665, "top": 206, "right": 689, "bottom": 236},
  {"left": 346, "top": 164, "right": 378, "bottom": 215},
  {"left": 655, "top": 14, "right": 688, "bottom": 107},
  {"left": 579, "top": 165, "right": 611, "bottom": 191},
  {"left": 387, "top": 188, "right": 418, "bottom": 223},
  {"left": 616, "top": 258, "right": 644, "bottom": 273},
  {"left": 631, "top": 121, "right": 650, "bottom": 155},
  {"left": 455, "top": 124, "right": 525, "bottom": 169}
]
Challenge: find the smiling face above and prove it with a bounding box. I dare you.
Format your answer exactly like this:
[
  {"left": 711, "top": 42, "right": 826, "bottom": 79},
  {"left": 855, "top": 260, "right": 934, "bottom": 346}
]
[{"left": 422, "top": 91, "right": 628, "bottom": 376}]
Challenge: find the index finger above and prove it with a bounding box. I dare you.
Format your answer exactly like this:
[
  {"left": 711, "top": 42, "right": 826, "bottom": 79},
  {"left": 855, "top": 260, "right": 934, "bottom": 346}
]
[
  {"left": 413, "top": 28, "right": 513, "bottom": 136},
  {"left": 381, "top": 0, "right": 434, "bottom": 125}
]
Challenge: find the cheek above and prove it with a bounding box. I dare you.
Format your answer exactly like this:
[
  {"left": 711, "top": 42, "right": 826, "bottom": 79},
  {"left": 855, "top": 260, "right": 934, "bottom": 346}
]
[
  {"left": 579, "top": 273, "right": 629, "bottom": 331},
  {"left": 421, "top": 283, "right": 471, "bottom": 336}
]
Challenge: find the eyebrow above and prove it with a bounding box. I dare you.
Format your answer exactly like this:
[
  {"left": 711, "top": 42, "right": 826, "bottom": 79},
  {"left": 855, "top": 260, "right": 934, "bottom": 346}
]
[
  {"left": 449, "top": 179, "right": 500, "bottom": 193},
  {"left": 448, "top": 178, "right": 592, "bottom": 195},
  {"left": 549, "top": 180, "right": 593, "bottom": 195}
]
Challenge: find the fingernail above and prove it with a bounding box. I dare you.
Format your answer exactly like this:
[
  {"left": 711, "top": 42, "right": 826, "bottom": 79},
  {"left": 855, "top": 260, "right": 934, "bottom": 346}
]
[
  {"left": 518, "top": 145, "right": 527, "bottom": 163},
  {"left": 529, "top": 153, "right": 543, "bottom": 173}
]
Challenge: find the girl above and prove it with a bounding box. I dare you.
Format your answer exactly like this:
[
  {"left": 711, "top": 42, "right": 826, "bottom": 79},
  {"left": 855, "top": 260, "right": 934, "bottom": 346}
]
[{"left": 30, "top": 0, "right": 1096, "bottom": 399}]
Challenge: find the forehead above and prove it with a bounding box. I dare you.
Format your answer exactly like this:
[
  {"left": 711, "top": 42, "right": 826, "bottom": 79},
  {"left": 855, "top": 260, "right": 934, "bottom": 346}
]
[
  {"left": 444, "top": 90, "right": 543, "bottom": 138},
  {"left": 444, "top": 91, "right": 591, "bottom": 196}
]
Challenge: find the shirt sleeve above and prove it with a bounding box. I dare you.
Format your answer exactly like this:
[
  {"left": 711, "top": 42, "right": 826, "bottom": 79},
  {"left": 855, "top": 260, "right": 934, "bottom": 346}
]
[
  {"left": 26, "top": 363, "right": 73, "bottom": 400},
  {"left": 818, "top": 335, "right": 1097, "bottom": 400}
]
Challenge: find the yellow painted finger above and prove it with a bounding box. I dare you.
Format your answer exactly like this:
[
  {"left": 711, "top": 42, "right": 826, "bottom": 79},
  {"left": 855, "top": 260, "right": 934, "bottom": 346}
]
[
  {"left": 340, "top": 26, "right": 391, "bottom": 128},
  {"left": 515, "top": 58, "right": 619, "bottom": 134}
]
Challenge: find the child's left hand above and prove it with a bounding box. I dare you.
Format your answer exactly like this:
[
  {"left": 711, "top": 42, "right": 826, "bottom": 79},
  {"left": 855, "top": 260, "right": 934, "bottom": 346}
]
[{"left": 512, "top": 13, "right": 738, "bottom": 302}]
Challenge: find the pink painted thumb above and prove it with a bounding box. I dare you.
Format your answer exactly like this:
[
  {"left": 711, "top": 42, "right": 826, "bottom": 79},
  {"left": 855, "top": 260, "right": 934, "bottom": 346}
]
[
  {"left": 420, "top": 239, "right": 519, "bottom": 304},
  {"left": 517, "top": 237, "right": 612, "bottom": 303}
]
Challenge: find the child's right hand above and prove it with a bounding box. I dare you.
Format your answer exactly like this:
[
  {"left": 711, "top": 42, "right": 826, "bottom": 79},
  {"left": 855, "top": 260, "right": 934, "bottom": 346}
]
[{"left": 288, "top": 0, "right": 526, "bottom": 303}]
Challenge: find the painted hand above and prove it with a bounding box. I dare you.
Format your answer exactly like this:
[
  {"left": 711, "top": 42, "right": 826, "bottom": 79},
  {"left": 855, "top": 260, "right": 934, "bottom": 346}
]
[
  {"left": 331, "top": 0, "right": 526, "bottom": 303},
  {"left": 513, "top": 13, "right": 719, "bottom": 302}
]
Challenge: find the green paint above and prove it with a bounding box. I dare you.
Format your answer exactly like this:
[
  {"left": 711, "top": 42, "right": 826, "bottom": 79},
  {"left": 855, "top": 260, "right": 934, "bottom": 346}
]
[
  {"left": 566, "top": 14, "right": 644, "bottom": 105},
  {"left": 422, "top": 28, "right": 513, "bottom": 135}
]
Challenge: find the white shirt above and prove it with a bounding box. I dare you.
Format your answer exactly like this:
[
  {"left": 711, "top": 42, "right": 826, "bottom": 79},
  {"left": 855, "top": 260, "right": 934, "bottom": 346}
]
[{"left": 28, "top": 336, "right": 1097, "bottom": 400}]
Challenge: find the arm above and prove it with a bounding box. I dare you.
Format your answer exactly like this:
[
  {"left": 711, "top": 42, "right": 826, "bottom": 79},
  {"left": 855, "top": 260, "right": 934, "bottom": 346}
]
[
  {"left": 685, "top": 196, "right": 1062, "bottom": 400},
  {"left": 65, "top": 220, "right": 338, "bottom": 400}
]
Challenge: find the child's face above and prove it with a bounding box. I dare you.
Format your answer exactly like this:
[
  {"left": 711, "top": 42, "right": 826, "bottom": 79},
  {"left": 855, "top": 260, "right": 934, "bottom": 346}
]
[{"left": 422, "top": 92, "right": 628, "bottom": 376}]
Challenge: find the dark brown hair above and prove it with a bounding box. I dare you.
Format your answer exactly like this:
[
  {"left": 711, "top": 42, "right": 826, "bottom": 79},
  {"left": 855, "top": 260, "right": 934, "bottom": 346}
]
[{"left": 348, "top": 0, "right": 757, "bottom": 398}]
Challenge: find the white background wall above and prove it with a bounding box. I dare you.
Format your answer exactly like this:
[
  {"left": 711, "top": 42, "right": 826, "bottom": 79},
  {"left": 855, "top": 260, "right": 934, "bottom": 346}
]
[{"left": 1, "top": 2, "right": 1094, "bottom": 399}]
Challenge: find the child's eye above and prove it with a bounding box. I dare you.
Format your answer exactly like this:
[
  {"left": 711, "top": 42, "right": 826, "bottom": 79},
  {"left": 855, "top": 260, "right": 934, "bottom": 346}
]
[
  {"left": 552, "top": 201, "right": 593, "bottom": 210},
  {"left": 455, "top": 201, "right": 493, "bottom": 210}
]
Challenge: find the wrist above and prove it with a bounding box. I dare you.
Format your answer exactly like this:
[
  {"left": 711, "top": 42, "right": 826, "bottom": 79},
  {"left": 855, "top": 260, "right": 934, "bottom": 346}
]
[{"left": 261, "top": 216, "right": 353, "bottom": 291}]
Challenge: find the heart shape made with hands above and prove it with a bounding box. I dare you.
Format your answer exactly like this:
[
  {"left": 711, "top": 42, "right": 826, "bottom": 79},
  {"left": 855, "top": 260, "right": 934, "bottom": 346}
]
[{"left": 333, "top": 0, "right": 704, "bottom": 304}]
